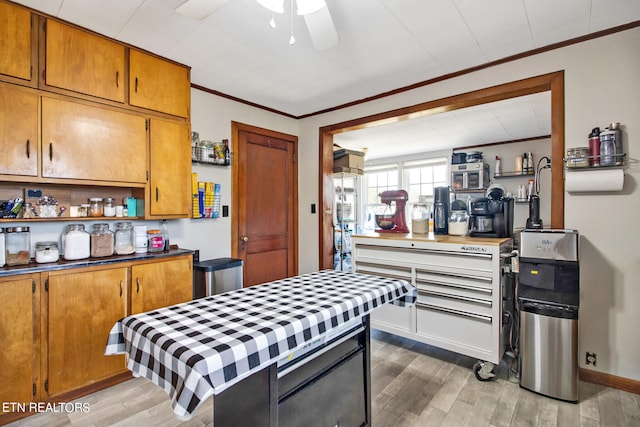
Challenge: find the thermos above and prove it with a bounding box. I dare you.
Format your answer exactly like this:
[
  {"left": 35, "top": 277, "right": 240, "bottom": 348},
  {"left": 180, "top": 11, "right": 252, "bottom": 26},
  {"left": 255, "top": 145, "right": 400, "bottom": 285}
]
[
  {"left": 588, "top": 127, "right": 600, "bottom": 166},
  {"left": 434, "top": 187, "right": 450, "bottom": 235}
]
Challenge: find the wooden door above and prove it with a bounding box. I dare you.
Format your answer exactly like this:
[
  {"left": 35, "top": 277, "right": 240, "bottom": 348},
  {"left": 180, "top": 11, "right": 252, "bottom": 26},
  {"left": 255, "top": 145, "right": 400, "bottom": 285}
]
[
  {"left": 233, "top": 122, "right": 298, "bottom": 287},
  {"left": 0, "top": 84, "right": 38, "bottom": 177},
  {"left": 130, "top": 256, "right": 193, "bottom": 314},
  {"left": 0, "top": 275, "right": 38, "bottom": 412},
  {"left": 148, "top": 118, "right": 191, "bottom": 217},
  {"left": 0, "top": 2, "right": 32, "bottom": 82},
  {"left": 46, "top": 267, "right": 127, "bottom": 397},
  {"left": 129, "top": 49, "right": 190, "bottom": 118},
  {"left": 44, "top": 20, "right": 125, "bottom": 102},
  {"left": 41, "top": 96, "right": 147, "bottom": 183}
]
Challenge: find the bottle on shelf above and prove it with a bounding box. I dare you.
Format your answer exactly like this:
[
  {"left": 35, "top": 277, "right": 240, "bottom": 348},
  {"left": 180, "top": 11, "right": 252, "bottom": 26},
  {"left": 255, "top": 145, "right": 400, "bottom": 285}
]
[{"left": 161, "top": 219, "right": 170, "bottom": 251}]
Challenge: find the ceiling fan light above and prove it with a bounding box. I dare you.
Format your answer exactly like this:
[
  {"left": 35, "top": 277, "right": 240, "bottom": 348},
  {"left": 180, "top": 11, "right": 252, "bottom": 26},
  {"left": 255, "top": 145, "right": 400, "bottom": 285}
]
[
  {"left": 257, "top": 0, "right": 285, "bottom": 14},
  {"left": 296, "top": 0, "right": 326, "bottom": 16}
]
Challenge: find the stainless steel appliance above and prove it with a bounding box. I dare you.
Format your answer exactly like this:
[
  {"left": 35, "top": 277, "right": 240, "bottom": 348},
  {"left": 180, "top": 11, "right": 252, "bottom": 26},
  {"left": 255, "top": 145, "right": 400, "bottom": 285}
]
[
  {"left": 193, "top": 258, "right": 244, "bottom": 298},
  {"left": 451, "top": 162, "right": 490, "bottom": 191},
  {"left": 518, "top": 229, "right": 579, "bottom": 402}
]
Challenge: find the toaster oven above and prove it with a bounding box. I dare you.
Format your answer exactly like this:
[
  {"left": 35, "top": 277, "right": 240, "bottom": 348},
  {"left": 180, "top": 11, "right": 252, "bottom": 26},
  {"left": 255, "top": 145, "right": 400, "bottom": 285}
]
[{"left": 451, "top": 162, "right": 490, "bottom": 191}]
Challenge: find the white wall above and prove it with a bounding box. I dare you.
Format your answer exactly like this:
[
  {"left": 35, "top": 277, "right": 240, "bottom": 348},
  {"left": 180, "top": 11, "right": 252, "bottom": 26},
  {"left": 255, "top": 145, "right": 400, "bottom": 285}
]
[{"left": 298, "top": 27, "right": 640, "bottom": 381}]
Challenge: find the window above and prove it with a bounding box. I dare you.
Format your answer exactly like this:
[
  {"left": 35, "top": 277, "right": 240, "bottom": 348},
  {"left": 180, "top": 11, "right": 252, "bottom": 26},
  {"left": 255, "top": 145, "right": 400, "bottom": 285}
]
[{"left": 403, "top": 158, "right": 449, "bottom": 203}]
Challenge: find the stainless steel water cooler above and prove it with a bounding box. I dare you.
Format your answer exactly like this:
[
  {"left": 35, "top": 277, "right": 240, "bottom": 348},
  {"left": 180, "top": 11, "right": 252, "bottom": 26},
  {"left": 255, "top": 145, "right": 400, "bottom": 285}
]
[
  {"left": 518, "top": 229, "right": 579, "bottom": 402},
  {"left": 193, "top": 258, "right": 243, "bottom": 298}
]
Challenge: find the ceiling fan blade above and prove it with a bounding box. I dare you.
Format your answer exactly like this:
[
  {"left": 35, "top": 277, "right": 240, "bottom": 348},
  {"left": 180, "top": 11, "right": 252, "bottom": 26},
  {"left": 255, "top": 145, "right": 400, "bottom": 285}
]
[
  {"left": 175, "top": 0, "right": 229, "bottom": 20},
  {"left": 303, "top": 6, "right": 338, "bottom": 50}
]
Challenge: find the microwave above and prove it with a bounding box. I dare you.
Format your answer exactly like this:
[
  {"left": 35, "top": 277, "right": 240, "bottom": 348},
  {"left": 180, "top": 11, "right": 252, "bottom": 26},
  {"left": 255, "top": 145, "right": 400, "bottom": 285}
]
[{"left": 451, "top": 162, "right": 490, "bottom": 190}]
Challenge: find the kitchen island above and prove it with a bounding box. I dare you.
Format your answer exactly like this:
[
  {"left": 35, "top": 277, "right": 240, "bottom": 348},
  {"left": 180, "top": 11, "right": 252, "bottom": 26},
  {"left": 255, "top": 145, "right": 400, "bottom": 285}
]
[
  {"left": 105, "top": 269, "right": 415, "bottom": 426},
  {"left": 352, "top": 232, "right": 513, "bottom": 380}
]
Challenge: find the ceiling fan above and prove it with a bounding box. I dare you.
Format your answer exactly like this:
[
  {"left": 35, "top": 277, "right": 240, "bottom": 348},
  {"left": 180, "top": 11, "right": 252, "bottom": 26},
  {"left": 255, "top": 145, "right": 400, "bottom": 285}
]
[{"left": 175, "top": 0, "right": 339, "bottom": 50}]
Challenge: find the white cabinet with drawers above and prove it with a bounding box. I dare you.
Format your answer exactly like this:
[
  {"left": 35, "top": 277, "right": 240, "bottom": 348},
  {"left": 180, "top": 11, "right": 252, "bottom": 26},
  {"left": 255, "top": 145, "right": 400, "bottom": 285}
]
[{"left": 352, "top": 234, "right": 512, "bottom": 365}]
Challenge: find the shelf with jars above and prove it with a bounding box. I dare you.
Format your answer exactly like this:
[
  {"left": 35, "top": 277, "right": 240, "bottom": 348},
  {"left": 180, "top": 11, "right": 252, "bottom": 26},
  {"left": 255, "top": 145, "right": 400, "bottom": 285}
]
[
  {"left": 563, "top": 153, "right": 627, "bottom": 171},
  {"left": 191, "top": 132, "right": 232, "bottom": 166}
]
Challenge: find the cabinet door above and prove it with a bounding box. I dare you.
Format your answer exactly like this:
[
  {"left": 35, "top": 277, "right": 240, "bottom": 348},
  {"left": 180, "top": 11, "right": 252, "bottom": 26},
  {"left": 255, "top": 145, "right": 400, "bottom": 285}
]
[
  {"left": 0, "top": 2, "right": 32, "bottom": 81},
  {"left": 148, "top": 118, "right": 191, "bottom": 217},
  {"left": 130, "top": 256, "right": 193, "bottom": 314},
  {"left": 129, "top": 49, "right": 190, "bottom": 118},
  {"left": 46, "top": 267, "right": 127, "bottom": 397},
  {"left": 0, "top": 85, "right": 38, "bottom": 176},
  {"left": 41, "top": 96, "right": 147, "bottom": 183},
  {"left": 0, "top": 276, "right": 38, "bottom": 412},
  {"left": 45, "top": 20, "right": 125, "bottom": 102}
]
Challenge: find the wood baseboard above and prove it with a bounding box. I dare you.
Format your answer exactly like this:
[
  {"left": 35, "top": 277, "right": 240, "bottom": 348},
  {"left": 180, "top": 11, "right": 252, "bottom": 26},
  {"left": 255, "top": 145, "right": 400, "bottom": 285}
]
[{"left": 580, "top": 368, "right": 640, "bottom": 395}]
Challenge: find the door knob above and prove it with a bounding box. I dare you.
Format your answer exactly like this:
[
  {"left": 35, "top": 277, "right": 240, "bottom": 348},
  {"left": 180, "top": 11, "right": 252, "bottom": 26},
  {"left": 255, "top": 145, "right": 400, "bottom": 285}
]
[{"left": 240, "top": 236, "right": 249, "bottom": 242}]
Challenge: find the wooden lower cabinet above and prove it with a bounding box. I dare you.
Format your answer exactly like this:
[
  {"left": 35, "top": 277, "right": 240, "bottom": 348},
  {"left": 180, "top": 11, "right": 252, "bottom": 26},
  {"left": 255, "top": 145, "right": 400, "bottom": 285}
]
[
  {"left": 130, "top": 255, "right": 193, "bottom": 314},
  {"left": 0, "top": 274, "right": 39, "bottom": 421},
  {"left": 45, "top": 266, "right": 128, "bottom": 398}
]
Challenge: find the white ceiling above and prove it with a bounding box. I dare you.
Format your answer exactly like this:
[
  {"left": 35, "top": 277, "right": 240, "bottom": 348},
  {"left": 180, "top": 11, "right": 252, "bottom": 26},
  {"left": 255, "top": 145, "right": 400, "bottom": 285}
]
[{"left": 11, "top": 0, "right": 639, "bottom": 158}]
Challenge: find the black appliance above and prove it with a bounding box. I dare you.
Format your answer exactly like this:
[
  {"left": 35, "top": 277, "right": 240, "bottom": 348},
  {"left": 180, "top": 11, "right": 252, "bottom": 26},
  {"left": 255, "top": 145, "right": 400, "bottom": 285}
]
[
  {"left": 518, "top": 229, "right": 580, "bottom": 402},
  {"left": 468, "top": 195, "right": 514, "bottom": 238},
  {"left": 433, "top": 186, "right": 449, "bottom": 235}
]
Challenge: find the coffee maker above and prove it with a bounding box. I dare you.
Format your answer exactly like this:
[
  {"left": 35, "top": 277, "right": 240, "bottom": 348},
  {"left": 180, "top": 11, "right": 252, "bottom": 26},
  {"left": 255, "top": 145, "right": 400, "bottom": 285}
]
[
  {"left": 469, "top": 189, "right": 514, "bottom": 238},
  {"left": 433, "top": 186, "right": 450, "bottom": 235}
]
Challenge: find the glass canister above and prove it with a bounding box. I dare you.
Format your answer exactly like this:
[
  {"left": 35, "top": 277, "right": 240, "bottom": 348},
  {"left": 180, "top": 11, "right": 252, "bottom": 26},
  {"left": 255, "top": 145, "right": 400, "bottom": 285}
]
[
  {"left": 103, "top": 197, "right": 116, "bottom": 217},
  {"left": 35, "top": 241, "right": 60, "bottom": 263},
  {"left": 147, "top": 229, "right": 164, "bottom": 252},
  {"left": 63, "top": 224, "right": 90, "bottom": 260},
  {"left": 411, "top": 196, "right": 430, "bottom": 234},
  {"left": 90, "top": 223, "right": 114, "bottom": 257},
  {"left": 5, "top": 226, "right": 31, "bottom": 266},
  {"left": 89, "top": 198, "right": 104, "bottom": 217},
  {"left": 448, "top": 210, "right": 469, "bottom": 236},
  {"left": 114, "top": 222, "right": 135, "bottom": 255}
]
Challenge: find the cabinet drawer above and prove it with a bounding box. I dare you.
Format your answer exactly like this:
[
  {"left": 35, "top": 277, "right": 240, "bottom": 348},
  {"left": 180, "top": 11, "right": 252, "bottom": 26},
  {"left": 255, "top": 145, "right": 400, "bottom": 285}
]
[
  {"left": 355, "top": 244, "right": 494, "bottom": 273},
  {"left": 371, "top": 302, "right": 413, "bottom": 333},
  {"left": 417, "top": 289, "right": 492, "bottom": 317},
  {"left": 355, "top": 261, "right": 411, "bottom": 281},
  {"left": 416, "top": 303, "right": 493, "bottom": 355},
  {"left": 416, "top": 268, "right": 493, "bottom": 301}
]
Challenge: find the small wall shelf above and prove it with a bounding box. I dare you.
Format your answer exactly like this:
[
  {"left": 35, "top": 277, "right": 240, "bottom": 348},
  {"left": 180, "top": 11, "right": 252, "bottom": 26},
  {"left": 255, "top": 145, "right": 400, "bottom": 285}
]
[{"left": 493, "top": 171, "right": 535, "bottom": 178}]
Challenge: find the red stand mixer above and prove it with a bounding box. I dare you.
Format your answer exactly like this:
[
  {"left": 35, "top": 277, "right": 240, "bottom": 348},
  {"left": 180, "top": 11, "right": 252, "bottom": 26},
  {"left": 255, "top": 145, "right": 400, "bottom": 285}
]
[{"left": 375, "top": 190, "right": 410, "bottom": 233}]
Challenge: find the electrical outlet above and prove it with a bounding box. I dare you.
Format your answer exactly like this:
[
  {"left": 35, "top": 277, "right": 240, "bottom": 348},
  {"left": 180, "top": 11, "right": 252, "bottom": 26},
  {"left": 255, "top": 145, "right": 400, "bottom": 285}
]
[{"left": 585, "top": 351, "right": 597, "bottom": 366}]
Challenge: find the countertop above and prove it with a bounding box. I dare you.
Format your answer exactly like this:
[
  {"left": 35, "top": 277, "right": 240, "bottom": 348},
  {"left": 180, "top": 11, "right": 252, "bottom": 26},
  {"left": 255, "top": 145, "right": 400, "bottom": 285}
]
[
  {"left": 352, "top": 231, "right": 512, "bottom": 246},
  {"left": 0, "top": 248, "right": 193, "bottom": 277}
]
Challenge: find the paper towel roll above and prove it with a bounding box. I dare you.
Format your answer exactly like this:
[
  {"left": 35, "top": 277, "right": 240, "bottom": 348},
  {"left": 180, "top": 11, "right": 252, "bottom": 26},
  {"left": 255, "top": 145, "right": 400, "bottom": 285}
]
[{"left": 565, "top": 168, "right": 624, "bottom": 192}]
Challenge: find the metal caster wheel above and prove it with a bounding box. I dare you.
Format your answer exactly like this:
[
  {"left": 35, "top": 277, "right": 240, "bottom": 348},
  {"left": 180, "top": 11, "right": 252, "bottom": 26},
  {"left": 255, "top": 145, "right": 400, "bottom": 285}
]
[{"left": 473, "top": 361, "right": 496, "bottom": 381}]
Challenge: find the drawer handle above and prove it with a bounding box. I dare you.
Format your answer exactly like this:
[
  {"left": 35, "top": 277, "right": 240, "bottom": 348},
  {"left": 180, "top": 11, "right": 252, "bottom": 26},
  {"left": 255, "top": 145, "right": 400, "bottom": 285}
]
[
  {"left": 135, "top": 77, "right": 139, "bottom": 93},
  {"left": 26, "top": 139, "right": 30, "bottom": 159},
  {"left": 418, "top": 289, "right": 492, "bottom": 307},
  {"left": 49, "top": 142, "right": 53, "bottom": 161},
  {"left": 116, "top": 70, "right": 119, "bottom": 88},
  {"left": 119, "top": 280, "right": 123, "bottom": 297},
  {"left": 356, "top": 268, "right": 409, "bottom": 282},
  {"left": 357, "top": 244, "right": 493, "bottom": 260},
  {"left": 356, "top": 261, "right": 411, "bottom": 275},
  {"left": 416, "top": 278, "right": 492, "bottom": 294},
  {"left": 417, "top": 302, "right": 492, "bottom": 323},
  {"left": 416, "top": 268, "right": 492, "bottom": 283},
  {"left": 155, "top": 187, "right": 159, "bottom": 201}
]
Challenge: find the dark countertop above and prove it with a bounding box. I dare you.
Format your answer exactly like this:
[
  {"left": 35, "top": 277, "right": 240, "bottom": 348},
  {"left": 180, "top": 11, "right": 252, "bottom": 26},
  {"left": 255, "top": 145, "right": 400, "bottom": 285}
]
[{"left": 0, "top": 248, "right": 193, "bottom": 277}]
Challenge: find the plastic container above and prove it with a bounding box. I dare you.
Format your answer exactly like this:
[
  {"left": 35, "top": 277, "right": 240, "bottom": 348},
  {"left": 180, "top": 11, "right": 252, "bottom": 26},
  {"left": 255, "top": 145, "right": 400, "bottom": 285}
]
[
  {"left": 599, "top": 131, "right": 616, "bottom": 167},
  {"left": 566, "top": 147, "right": 590, "bottom": 168},
  {"left": 103, "top": 198, "right": 116, "bottom": 217},
  {"left": 63, "top": 224, "right": 90, "bottom": 260},
  {"left": 134, "top": 225, "right": 148, "bottom": 253},
  {"left": 147, "top": 229, "right": 164, "bottom": 252},
  {"left": 5, "top": 226, "right": 31, "bottom": 266},
  {"left": 90, "top": 223, "right": 114, "bottom": 257},
  {"left": 89, "top": 198, "right": 104, "bottom": 217},
  {"left": 114, "top": 222, "right": 135, "bottom": 255},
  {"left": 35, "top": 241, "right": 59, "bottom": 264}
]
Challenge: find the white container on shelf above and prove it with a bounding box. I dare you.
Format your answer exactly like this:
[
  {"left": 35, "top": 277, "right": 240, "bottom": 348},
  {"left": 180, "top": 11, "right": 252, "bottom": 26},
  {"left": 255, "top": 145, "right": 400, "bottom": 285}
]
[
  {"left": 63, "top": 224, "right": 90, "bottom": 260},
  {"left": 134, "top": 225, "right": 148, "bottom": 253}
]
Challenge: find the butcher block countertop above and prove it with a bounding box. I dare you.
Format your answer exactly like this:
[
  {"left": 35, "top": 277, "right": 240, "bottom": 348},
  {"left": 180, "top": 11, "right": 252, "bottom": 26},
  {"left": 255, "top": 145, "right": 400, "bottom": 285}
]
[{"left": 353, "top": 232, "right": 512, "bottom": 247}]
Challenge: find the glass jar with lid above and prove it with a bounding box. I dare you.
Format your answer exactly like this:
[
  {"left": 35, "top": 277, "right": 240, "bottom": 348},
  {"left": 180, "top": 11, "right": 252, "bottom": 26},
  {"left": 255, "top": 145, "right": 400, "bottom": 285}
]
[
  {"left": 114, "top": 222, "right": 135, "bottom": 255},
  {"left": 35, "top": 241, "right": 60, "bottom": 263},
  {"left": 103, "top": 197, "right": 116, "bottom": 217},
  {"left": 448, "top": 210, "right": 469, "bottom": 236},
  {"left": 411, "top": 196, "right": 430, "bottom": 234},
  {"left": 89, "top": 198, "right": 104, "bottom": 217},
  {"left": 63, "top": 224, "right": 90, "bottom": 260},
  {"left": 5, "top": 226, "right": 31, "bottom": 266},
  {"left": 90, "top": 223, "right": 114, "bottom": 257}
]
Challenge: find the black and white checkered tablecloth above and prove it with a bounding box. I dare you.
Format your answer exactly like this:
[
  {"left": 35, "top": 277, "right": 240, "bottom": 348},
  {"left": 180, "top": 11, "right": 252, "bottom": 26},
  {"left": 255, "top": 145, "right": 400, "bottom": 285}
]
[{"left": 105, "top": 269, "right": 415, "bottom": 420}]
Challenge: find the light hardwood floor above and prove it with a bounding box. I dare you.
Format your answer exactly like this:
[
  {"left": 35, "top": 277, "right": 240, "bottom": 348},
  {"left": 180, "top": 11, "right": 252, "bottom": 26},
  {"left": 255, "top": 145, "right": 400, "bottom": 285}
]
[{"left": 8, "top": 330, "right": 640, "bottom": 427}]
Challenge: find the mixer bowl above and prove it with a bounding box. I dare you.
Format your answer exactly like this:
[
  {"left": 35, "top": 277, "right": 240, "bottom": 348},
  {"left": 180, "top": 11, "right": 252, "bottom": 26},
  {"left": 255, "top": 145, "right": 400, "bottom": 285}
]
[{"left": 375, "top": 214, "right": 396, "bottom": 230}]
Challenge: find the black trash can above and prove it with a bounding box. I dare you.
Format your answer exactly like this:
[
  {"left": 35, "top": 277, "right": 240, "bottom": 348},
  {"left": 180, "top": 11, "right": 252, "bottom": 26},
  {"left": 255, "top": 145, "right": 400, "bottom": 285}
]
[{"left": 193, "top": 258, "right": 243, "bottom": 299}]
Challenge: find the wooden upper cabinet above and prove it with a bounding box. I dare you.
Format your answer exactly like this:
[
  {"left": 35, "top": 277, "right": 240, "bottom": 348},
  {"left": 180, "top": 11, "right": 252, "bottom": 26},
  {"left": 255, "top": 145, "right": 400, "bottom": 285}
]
[
  {"left": 44, "top": 20, "right": 125, "bottom": 103},
  {"left": 0, "top": 2, "right": 33, "bottom": 82},
  {"left": 129, "top": 49, "right": 190, "bottom": 118},
  {"left": 0, "top": 84, "right": 38, "bottom": 177},
  {"left": 41, "top": 96, "right": 147, "bottom": 184},
  {"left": 148, "top": 118, "right": 191, "bottom": 217}
]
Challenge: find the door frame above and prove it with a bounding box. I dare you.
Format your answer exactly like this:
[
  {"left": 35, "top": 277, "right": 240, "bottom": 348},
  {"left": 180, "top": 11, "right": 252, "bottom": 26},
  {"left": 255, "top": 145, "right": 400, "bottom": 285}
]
[
  {"left": 318, "top": 71, "right": 565, "bottom": 269},
  {"left": 231, "top": 121, "right": 299, "bottom": 276}
]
